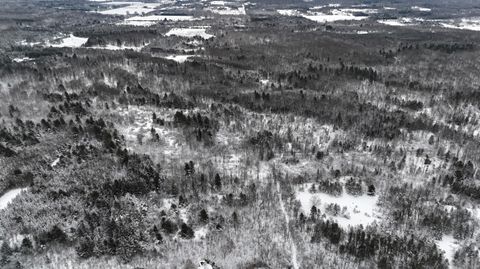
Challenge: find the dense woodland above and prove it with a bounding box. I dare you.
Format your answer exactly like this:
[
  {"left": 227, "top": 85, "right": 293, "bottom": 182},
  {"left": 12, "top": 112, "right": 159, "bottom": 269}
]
[{"left": 1, "top": 0, "right": 480, "bottom": 268}]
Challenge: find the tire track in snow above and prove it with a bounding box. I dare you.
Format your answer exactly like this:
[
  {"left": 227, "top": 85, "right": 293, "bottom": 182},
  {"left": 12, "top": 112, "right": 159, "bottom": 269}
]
[{"left": 276, "top": 180, "right": 299, "bottom": 269}]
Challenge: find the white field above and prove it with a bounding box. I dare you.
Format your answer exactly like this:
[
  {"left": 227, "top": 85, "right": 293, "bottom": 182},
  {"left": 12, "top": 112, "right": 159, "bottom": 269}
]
[
  {"left": 20, "top": 34, "right": 88, "bottom": 48},
  {"left": 48, "top": 34, "right": 88, "bottom": 48},
  {"left": 339, "top": 8, "right": 378, "bottom": 14},
  {"left": 95, "top": 2, "right": 164, "bottom": 16},
  {"left": 378, "top": 17, "right": 423, "bottom": 26},
  {"left": 205, "top": 4, "right": 246, "bottom": 15},
  {"left": 0, "top": 188, "right": 28, "bottom": 210},
  {"left": 87, "top": 43, "right": 147, "bottom": 51},
  {"left": 278, "top": 8, "right": 370, "bottom": 22},
  {"left": 163, "top": 55, "right": 195, "bottom": 63},
  {"left": 277, "top": 9, "right": 300, "bottom": 16},
  {"left": 165, "top": 27, "right": 214, "bottom": 39},
  {"left": 210, "top": 0, "right": 230, "bottom": 5},
  {"left": 122, "top": 15, "right": 200, "bottom": 26},
  {"left": 296, "top": 183, "right": 381, "bottom": 229},
  {"left": 194, "top": 226, "right": 208, "bottom": 241},
  {"left": 12, "top": 57, "right": 33, "bottom": 63},
  {"left": 411, "top": 6, "right": 431, "bottom": 12},
  {"left": 440, "top": 18, "right": 480, "bottom": 32},
  {"left": 435, "top": 235, "right": 459, "bottom": 268}
]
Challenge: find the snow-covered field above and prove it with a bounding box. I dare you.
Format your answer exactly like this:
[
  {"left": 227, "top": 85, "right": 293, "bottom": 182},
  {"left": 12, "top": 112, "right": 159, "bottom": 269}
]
[
  {"left": 411, "top": 6, "right": 431, "bottom": 12},
  {"left": 20, "top": 34, "right": 88, "bottom": 48},
  {"left": 206, "top": 4, "right": 246, "bottom": 15},
  {"left": 440, "top": 18, "right": 480, "bottom": 32},
  {"left": 163, "top": 54, "right": 195, "bottom": 63},
  {"left": 12, "top": 57, "right": 33, "bottom": 63},
  {"left": 278, "top": 8, "right": 370, "bottom": 23},
  {"left": 165, "top": 27, "right": 214, "bottom": 39},
  {"left": 87, "top": 43, "right": 147, "bottom": 51},
  {"left": 378, "top": 18, "right": 423, "bottom": 27},
  {"left": 436, "top": 235, "right": 459, "bottom": 268},
  {"left": 48, "top": 34, "right": 88, "bottom": 48},
  {"left": 296, "top": 183, "right": 381, "bottom": 229},
  {"left": 95, "top": 2, "right": 164, "bottom": 16},
  {"left": 0, "top": 188, "right": 28, "bottom": 210}
]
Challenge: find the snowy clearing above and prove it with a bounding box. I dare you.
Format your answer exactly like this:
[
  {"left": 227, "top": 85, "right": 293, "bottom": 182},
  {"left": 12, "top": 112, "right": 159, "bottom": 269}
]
[
  {"left": 205, "top": 4, "right": 246, "bottom": 15},
  {"left": 194, "top": 226, "right": 208, "bottom": 241},
  {"left": 279, "top": 8, "right": 369, "bottom": 22},
  {"left": 165, "top": 27, "right": 214, "bottom": 39},
  {"left": 0, "top": 188, "right": 28, "bottom": 210},
  {"left": 95, "top": 2, "right": 162, "bottom": 16},
  {"left": 48, "top": 34, "right": 88, "bottom": 48},
  {"left": 277, "top": 9, "right": 300, "bottom": 16},
  {"left": 296, "top": 183, "right": 381, "bottom": 229},
  {"left": 378, "top": 18, "right": 423, "bottom": 27},
  {"left": 87, "top": 43, "right": 147, "bottom": 51},
  {"left": 411, "top": 6, "right": 431, "bottom": 12},
  {"left": 436, "top": 235, "right": 459, "bottom": 268},
  {"left": 439, "top": 18, "right": 480, "bottom": 32},
  {"left": 302, "top": 9, "right": 368, "bottom": 22},
  {"left": 163, "top": 55, "right": 195, "bottom": 63},
  {"left": 12, "top": 57, "right": 33, "bottom": 63}
]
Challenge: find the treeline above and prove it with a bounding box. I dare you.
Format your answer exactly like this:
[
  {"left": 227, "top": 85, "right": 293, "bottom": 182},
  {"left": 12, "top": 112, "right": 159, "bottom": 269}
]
[
  {"left": 199, "top": 88, "right": 432, "bottom": 140},
  {"left": 309, "top": 218, "right": 448, "bottom": 268}
]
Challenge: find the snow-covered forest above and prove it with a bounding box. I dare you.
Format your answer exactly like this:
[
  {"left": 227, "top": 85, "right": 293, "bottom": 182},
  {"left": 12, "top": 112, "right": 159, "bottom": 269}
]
[{"left": 1, "top": 0, "right": 480, "bottom": 268}]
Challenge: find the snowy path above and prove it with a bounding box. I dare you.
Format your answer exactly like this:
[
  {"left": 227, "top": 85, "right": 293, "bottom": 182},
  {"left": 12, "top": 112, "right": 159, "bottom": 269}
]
[
  {"left": 0, "top": 188, "right": 27, "bottom": 210},
  {"left": 276, "top": 181, "right": 299, "bottom": 269}
]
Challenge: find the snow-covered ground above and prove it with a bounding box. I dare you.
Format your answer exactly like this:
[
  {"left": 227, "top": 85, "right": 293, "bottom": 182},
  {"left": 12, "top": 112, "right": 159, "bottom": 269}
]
[
  {"left": 165, "top": 27, "right": 214, "bottom": 39},
  {"left": 280, "top": 9, "right": 370, "bottom": 22},
  {"left": 194, "top": 226, "right": 208, "bottom": 241},
  {"left": 296, "top": 183, "right": 381, "bottom": 229},
  {"left": 121, "top": 15, "right": 200, "bottom": 26},
  {"left": 277, "top": 9, "right": 300, "bottom": 16},
  {"left": 87, "top": 43, "right": 147, "bottom": 51},
  {"left": 48, "top": 34, "right": 88, "bottom": 48},
  {"left": 163, "top": 55, "right": 195, "bottom": 63},
  {"left": 411, "top": 6, "right": 431, "bottom": 12},
  {"left": 436, "top": 235, "right": 459, "bottom": 268},
  {"left": 440, "top": 18, "right": 480, "bottom": 32},
  {"left": 378, "top": 17, "right": 423, "bottom": 27},
  {"left": 0, "top": 188, "right": 28, "bottom": 210},
  {"left": 12, "top": 57, "right": 33, "bottom": 63},
  {"left": 205, "top": 4, "right": 246, "bottom": 15},
  {"left": 277, "top": 181, "right": 299, "bottom": 269},
  {"left": 51, "top": 157, "right": 60, "bottom": 167},
  {"left": 95, "top": 2, "right": 163, "bottom": 16}
]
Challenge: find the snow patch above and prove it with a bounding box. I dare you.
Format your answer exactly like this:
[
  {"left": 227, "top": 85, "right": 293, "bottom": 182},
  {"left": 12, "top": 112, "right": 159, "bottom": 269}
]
[
  {"left": 436, "top": 235, "right": 459, "bottom": 268},
  {"left": 0, "top": 188, "right": 28, "bottom": 210},
  {"left": 95, "top": 2, "right": 163, "bottom": 16},
  {"left": 302, "top": 9, "right": 369, "bottom": 23},
  {"left": 411, "top": 6, "right": 431, "bottom": 12},
  {"left": 378, "top": 17, "right": 423, "bottom": 27},
  {"left": 51, "top": 158, "right": 60, "bottom": 167},
  {"left": 439, "top": 18, "right": 480, "bottom": 32},
  {"left": 296, "top": 183, "right": 381, "bottom": 229},
  {"left": 12, "top": 57, "right": 33, "bottom": 63},
  {"left": 194, "top": 226, "right": 208, "bottom": 241},
  {"left": 206, "top": 4, "right": 245, "bottom": 15},
  {"left": 163, "top": 55, "right": 195, "bottom": 63},
  {"left": 165, "top": 27, "right": 214, "bottom": 39},
  {"left": 48, "top": 34, "right": 88, "bottom": 48}
]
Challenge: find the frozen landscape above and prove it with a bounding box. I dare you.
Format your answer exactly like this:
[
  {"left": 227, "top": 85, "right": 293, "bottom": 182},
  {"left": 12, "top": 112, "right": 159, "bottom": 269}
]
[{"left": 1, "top": 0, "right": 480, "bottom": 268}]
